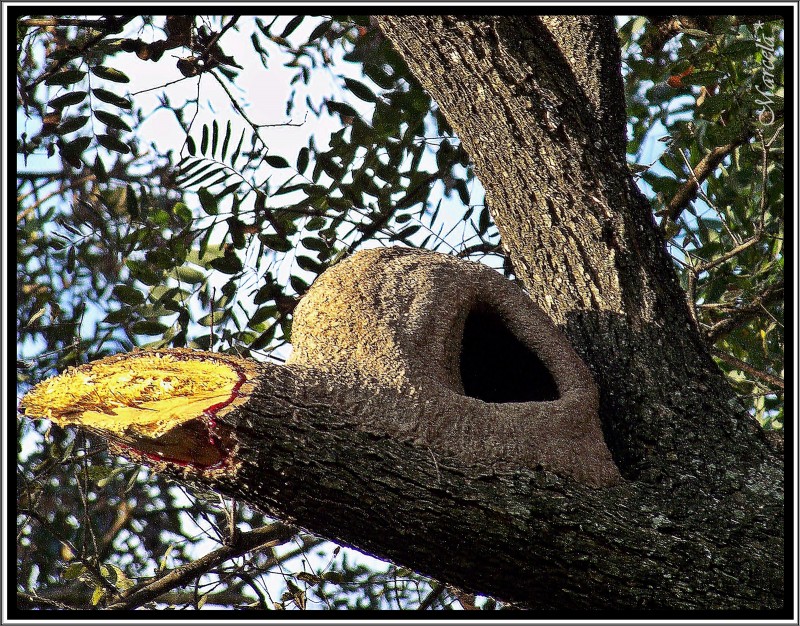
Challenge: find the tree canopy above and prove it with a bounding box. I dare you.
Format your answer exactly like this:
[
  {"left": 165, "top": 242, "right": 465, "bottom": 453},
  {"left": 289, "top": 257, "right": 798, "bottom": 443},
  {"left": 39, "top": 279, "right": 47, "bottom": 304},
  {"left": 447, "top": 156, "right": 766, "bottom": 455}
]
[{"left": 15, "top": 13, "right": 784, "bottom": 611}]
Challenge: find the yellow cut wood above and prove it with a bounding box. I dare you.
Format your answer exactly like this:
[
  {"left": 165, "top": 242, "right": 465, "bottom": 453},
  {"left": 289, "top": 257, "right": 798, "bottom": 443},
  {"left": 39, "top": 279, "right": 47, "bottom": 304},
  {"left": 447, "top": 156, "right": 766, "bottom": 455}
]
[{"left": 20, "top": 349, "right": 257, "bottom": 466}]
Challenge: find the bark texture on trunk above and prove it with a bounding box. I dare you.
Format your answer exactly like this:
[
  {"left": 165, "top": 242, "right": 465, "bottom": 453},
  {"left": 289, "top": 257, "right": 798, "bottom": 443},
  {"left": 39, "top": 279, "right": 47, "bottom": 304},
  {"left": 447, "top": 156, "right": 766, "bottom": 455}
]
[
  {"left": 188, "top": 362, "right": 781, "bottom": 611},
  {"left": 376, "top": 14, "right": 784, "bottom": 610}
]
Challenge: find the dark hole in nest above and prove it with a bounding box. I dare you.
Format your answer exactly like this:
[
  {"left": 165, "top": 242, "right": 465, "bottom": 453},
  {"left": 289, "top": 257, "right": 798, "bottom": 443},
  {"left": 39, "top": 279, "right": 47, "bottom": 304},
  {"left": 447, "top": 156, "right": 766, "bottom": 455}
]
[{"left": 459, "top": 305, "right": 560, "bottom": 403}]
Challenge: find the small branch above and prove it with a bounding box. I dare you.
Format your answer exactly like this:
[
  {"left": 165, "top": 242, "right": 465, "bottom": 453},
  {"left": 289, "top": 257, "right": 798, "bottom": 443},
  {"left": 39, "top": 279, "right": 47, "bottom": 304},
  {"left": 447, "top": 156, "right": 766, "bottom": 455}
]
[
  {"left": 105, "top": 523, "right": 296, "bottom": 609},
  {"left": 16, "top": 591, "right": 81, "bottom": 610},
  {"left": 660, "top": 140, "right": 745, "bottom": 223},
  {"left": 417, "top": 581, "right": 445, "bottom": 610},
  {"left": 197, "top": 16, "right": 240, "bottom": 67},
  {"left": 23, "top": 16, "right": 137, "bottom": 93},
  {"left": 640, "top": 15, "right": 782, "bottom": 56},
  {"left": 696, "top": 234, "right": 761, "bottom": 274},
  {"left": 710, "top": 347, "right": 784, "bottom": 391},
  {"left": 19, "top": 17, "right": 115, "bottom": 28},
  {"left": 456, "top": 242, "right": 501, "bottom": 258},
  {"left": 706, "top": 282, "right": 784, "bottom": 343},
  {"left": 130, "top": 74, "right": 195, "bottom": 96},
  {"left": 21, "top": 508, "right": 115, "bottom": 595},
  {"left": 17, "top": 174, "right": 95, "bottom": 223}
]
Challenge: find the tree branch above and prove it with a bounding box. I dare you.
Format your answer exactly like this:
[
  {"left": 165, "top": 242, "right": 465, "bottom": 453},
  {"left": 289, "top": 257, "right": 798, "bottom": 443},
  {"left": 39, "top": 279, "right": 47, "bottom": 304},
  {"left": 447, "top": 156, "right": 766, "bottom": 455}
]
[
  {"left": 705, "top": 282, "right": 784, "bottom": 343},
  {"left": 16, "top": 592, "right": 81, "bottom": 610},
  {"left": 105, "top": 522, "right": 295, "bottom": 609},
  {"left": 640, "top": 15, "right": 782, "bottom": 56},
  {"left": 23, "top": 16, "right": 136, "bottom": 93},
  {"left": 659, "top": 140, "right": 746, "bottom": 223},
  {"left": 710, "top": 347, "right": 784, "bottom": 390}
]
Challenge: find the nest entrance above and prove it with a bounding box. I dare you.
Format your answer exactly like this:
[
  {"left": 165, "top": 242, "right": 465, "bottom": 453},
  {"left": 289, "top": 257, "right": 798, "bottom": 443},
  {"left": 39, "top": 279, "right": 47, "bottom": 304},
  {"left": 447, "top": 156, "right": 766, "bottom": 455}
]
[{"left": 459, "top": 304, "right": 560, "bottom": 404}]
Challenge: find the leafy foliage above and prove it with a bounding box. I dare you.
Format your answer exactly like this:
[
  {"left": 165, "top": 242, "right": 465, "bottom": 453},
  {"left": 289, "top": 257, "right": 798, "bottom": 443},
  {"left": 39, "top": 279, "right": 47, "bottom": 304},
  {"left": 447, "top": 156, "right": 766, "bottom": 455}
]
[
  {"left": 619, "top": 15, "right": 784, "bottom": 427},
  {"left": 16, "top": 13, "right": 783, "bottom": 611}
]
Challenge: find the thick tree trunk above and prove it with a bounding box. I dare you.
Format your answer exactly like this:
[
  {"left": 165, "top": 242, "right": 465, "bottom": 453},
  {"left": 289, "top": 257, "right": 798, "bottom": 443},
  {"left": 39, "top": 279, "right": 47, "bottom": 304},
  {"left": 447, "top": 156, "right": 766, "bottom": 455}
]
[{"left": 373, "top": 15, "right": 784, "bottom": 610}]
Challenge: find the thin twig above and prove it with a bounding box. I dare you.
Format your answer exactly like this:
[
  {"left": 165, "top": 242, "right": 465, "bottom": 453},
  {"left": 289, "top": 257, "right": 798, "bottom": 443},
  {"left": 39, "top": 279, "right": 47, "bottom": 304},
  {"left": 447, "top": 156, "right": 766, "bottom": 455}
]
[
  {"left": 105, "top": 523, "right": 296, "bottom": 609},
  {"left": 696, "top": 234, "right": 761, "bottom": 274},
  {"left": 24, "top": 16, "right": 137, "bottom": 93},
  {"left": 16, "top": 591, "right": 81, "bottom": 610},
  {"left": 197, "top": 16, "right": 241, "bottom": 67},
  {"left": 659, "top": 137, "right": 746, "bottom": 225},
  {"left": 711, "top": 347, "right": 784, "bottom": 390},
  {"left": 705, "top": 282, "right": 784, "bottom": 342},
  {"left": 417, "top": 581, "right": 446, "bottom": 610}
]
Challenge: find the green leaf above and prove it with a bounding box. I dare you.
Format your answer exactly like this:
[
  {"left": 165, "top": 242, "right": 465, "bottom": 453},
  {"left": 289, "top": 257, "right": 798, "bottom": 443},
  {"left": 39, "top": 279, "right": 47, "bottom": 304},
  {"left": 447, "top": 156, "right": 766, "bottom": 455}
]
[
  {"left": 265, "top": 155, "right": 290, "bottom": 168},
  {"left": 198, "top": 310, "right": 224, "bottom": 326},
  {"left": 125, "top": 184, "right": 139, "bottom": 219},
  {"left": 201, "top": 124, "right": 209, "bottom": 155},
  {"left": 297, "top": 147, "right": 310, "bottom": 173},
  {"left": 249, "top": 305, "right": 276, "bottom": 327},
  {"left": 56, "top": 116, "right": 89, "bottom": 134},
  {"left": 344, "top": 78, "right": 377, "bottom": 103},
  {"left": 97, "top": 134, "right": 131, "bottom": 154},
  {"left": 211, "top": 120, "right": 219, "bottom": 157},
  {"left": 221, "top": 121, "right": 232, "bottom": 161},
  {"left": 172, "top": 202, "right": 192, "bottom": 224},
  {"left": 131, "top": 321, "right": 168, "bottom": 336},
  {"left": 295, "top": 571, "right": 322, "bottom": 585},
  {"left": 722, "top": 39, "right": 758, "bottom": 59},
  {"left": 290, "top": 275, "right": 308, "bottom": 294},
  {"left": 281, "top": 316, "right": 292, "bottom": 342},
  {"left": 25, "top": 307, "right": 46, "bottom": 329},
  {"left": 65, "top": 246, "right": 76, "bottom": 274},
  {"left": 93, "top": 88, "right": 132, "bottom": 109},
  {"left": 217, "top": 181, "right": 242, "bottom": 199},
  {"left": 308, "top": 19, "right": 332, "bottom": 41},
  {"left": 198, "top": 187, "right": 218, "bottom": 215},
  {"left": 94, "top": 109, "right": 131, "bottom": 132},
  {"left": 48, "top": 91, "right": 88, "bottom": 109},
  {"left": 228, "top": 217, "right": 247, "bottom": 249},
  {"left": 250, "top": 324, "right": 276, "bottom": 350},
  {"left": 174, "top": 265, "right": 206, "bottom": 284},
  {"left": 259, "top": 233, "right": 293, "bottom": 252},
  {"left": 90, "top": 65, "right": 131, "bottom": 83},
  {"left": 478, "top": 207, "right": 491, "bottom": 234},
  {"left": 280, "top": 15, "right": 304, "bottom": 38},
  {"left": 107, "top": 564, "right": 134, "bottom": 590},
  {"left": 302, "top": 236, "right": 329, "bottom": 253},
  {"left": 61, "top": 135, "right": 92, "bottom": 155},
  {"left": 327, "top": 101, "right": 358, "bottom": 118},
  {"left": 393, "top": 225, "right": 421, "bottom": 241},
  {"left": 63, "top": 563, "right": 87, "bottom": 581},
  {"left": 698, "top": 93, "right": 733, "bottom": 116},
  {"left": 296, "top": 255, "right": 322, "bottom": 273},
  {"left": 230, "top": 129, "right": 245, "bottom": 164},
  {"left": 112, "top": 284, "right": 145, "bottom": 306},
  {"left": 209, "top": 254, "right": 243, "bottom": 274},
  {"left": 44, "top": 69, "right": 86, "bottom": 86}
]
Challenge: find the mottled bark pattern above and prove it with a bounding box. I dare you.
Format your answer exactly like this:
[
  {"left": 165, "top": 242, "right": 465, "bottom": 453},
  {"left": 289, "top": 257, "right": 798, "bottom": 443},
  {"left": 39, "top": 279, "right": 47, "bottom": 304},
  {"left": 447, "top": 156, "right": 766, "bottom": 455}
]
[{"left": 376, "top": 15, "right": 783, "bottom": 610}]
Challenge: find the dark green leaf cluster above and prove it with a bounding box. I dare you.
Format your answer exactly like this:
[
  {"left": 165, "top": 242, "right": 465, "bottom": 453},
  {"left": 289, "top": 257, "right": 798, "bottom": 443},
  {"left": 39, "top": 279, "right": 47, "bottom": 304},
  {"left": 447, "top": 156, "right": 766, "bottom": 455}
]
[{"left": 620, "top": 15, "right": 784, "bottom": 427}]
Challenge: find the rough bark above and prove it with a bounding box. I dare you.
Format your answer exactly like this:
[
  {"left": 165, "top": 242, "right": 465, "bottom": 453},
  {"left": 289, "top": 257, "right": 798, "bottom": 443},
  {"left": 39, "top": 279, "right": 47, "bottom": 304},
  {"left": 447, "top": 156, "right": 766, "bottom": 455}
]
[
  {"left": 31, "top": 353, "right": 775, "bottom": 611},
  {"left": 373, "top": 15, "right": 784, "bottom": 610}
]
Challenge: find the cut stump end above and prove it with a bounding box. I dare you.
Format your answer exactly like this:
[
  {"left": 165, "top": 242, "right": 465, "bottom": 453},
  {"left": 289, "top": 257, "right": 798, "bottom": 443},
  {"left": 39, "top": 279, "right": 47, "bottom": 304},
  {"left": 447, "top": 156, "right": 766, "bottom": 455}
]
[{"left": 20, "top": 349, "right": 258, "bottom": 468}]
